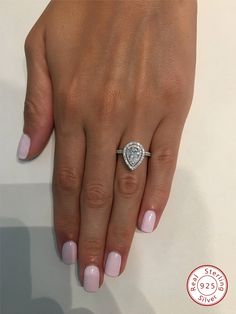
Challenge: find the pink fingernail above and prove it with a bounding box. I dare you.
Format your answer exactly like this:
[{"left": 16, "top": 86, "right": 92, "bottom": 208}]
[
  {"left": 105, "top": 251, "right": 121, "bottom": 277},
  {"left": 17, "top": 133, "right": 31, "bottom": 160},
  {"left": 83, "top": 265, "right": 100, "bottom": 293},
  {"left": 141, "top": 210, "right": 156, "bottom": 233},
  {"left": 62, "top": 241, "right": 77, "bottom": 265}
]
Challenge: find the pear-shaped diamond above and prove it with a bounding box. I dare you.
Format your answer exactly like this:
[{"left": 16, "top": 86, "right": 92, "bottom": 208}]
[{"left": 123, "top": 142, "right": 145, "bottom": 170}]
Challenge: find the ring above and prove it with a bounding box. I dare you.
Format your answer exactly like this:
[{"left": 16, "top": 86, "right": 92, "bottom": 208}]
[{"left": 116, "top": 141, "right": 151, "bottom": 171}]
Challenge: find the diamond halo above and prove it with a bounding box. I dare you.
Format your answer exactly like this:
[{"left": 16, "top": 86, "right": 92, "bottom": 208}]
[{"left": 122, "top": 142, "right": 145, "bottom": 171}]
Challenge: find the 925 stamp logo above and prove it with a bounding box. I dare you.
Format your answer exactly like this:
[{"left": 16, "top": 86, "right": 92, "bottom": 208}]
[{"left": 186, "top": 265, "right": 228, "bottom": 306}]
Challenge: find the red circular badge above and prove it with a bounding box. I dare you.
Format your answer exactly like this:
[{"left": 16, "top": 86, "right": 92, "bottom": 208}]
[{"left": 187, "top": 265, "right": 228, "bottom": 306}]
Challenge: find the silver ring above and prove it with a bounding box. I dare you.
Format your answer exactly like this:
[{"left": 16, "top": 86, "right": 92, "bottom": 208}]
[{"left": 116, "top": 141, "right": 151, "bottom": 171}]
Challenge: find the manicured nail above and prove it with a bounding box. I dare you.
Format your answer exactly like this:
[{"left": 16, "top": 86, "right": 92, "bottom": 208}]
[
  {"left": 62, "top": 241, "right": 77, "bottom": 265},
  {"left": 105, "top": 251, "right": 121, "bottom": 277},
  {"left": 17, "top": 133, "right": 31, "bottom": 160},
  {"left": 141, "top": 210, "right": 156, "bottom": 233},
  {"left": 83, "top": 265, "right": 100, "bottom": 293}
]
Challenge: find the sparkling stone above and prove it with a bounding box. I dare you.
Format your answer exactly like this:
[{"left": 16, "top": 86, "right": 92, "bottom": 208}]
[
  {"left": 123, "top": 142, "right": 145, "bottom": 171},
  {"left": 127, "top": 147, "right": 140, "bottom": 165}
]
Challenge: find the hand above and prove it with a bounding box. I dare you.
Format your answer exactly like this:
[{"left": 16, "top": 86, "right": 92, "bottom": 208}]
[{"left": 17, "top": 0, "right": 197, "bottom": 292}]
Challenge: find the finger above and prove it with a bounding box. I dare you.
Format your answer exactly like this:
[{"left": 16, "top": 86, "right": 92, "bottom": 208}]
[
  {"left": 17, "top": 28, "right": 53, "bottom": 161},
  {"left": 138, "top": 116, "right": 183, "bottom": 233},
  {"left": 104, "top": 127, "right": 151, "bottom": 277},
  {"left": 52, "top": 104, "right": 86, "bottom": 265},
  {"left": 78, "top": 126, "right": 119, "bottom": 292}
]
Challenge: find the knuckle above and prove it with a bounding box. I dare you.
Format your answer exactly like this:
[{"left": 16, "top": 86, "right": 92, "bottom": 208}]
[
  {"left": 152, "top": 148, "right": 176, "bottom": 165},
  {"left": 56, "top": 84, "right": 79, "bottom": 109},
  {"left": 159, "top": 71, "right": 186, "bottom": 101},
  {"left": 156, "top": 185, "right": 170, "bottom": 201},
  {"left": 54, "top": 85, "right": 83, "bottom": 136},
  {"left": 152, "top": 185, "right": 170, "bottom": 207},
  {"left": 117, "top": 173, "right": 140, "bottom": 197},
  {"left": 24, "top": 29, "right": 39, "bottom": 59},
  {"left": 81, "top": 237, "right": 104, "bottom": 255},
  {"left": 98, "top": 81, "right": 123, "bottom": 119},
  {"left": 110, "top": 227, "right": 131, "bottom": 253},
  {"left": 24, "top": 33, "right": 34, "bottom": 56},
  {"left": 24, "top": 98, "right": 43, "bottom": 127},
  {"left": 83, "top": 182, "right": 112, "bottom": 209},
  {"left": 135, "top": 82, "right": 158, "bottom": 105},
  {"left": 54, "top": 220, "right": 76, "bottom": 240},
  {"left": 53, "top": 167, "right": 80, "bottom": 194}
]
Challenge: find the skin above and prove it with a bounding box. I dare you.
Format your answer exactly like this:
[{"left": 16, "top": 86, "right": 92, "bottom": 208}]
[{"left": 21, "top": 0, "right": 197, "bottom": 290}]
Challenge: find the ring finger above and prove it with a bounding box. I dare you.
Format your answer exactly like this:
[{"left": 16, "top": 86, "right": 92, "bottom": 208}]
[{"left": 104, "top": 123, "right": 153, "bottom": 277}]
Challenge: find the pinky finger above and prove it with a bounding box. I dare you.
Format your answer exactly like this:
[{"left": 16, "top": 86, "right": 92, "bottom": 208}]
[{"left": 137, "top": 117, "right": 183, "bottom": 233}]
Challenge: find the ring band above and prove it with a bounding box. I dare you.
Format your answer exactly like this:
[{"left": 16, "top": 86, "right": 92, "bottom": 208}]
[{"left": 116, "top": 141, "right": 151, "bottom": 171}]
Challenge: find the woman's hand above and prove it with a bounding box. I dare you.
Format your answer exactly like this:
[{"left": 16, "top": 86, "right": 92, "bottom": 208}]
[{"left": 17, "top": 0, "right": 197, "bottom": 292}]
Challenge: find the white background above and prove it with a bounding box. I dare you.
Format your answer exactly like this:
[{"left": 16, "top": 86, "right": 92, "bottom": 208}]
[{"left": 0, "top": 1, "right": 236, "bottom": 313}]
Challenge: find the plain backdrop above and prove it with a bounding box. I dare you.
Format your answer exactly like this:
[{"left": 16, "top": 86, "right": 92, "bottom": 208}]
[{"left": 0, "top": 1, "right": 236, "bottom": 313}]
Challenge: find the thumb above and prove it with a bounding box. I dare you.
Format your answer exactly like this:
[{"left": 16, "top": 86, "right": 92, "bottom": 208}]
[{"left": 17, "top": 28, "right": 53, "bottom": 160}]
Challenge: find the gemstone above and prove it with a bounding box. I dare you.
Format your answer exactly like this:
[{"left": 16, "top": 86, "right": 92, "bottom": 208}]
[{"left": 123, "top": 142, "right": 145, "bottom": 171}]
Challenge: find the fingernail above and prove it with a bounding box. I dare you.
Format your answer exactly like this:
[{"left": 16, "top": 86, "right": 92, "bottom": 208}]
[
  {"left": 141, "top": 210, "right": 156, "bottom": 233},
  {"left": 83, "top": 265, "right": 100, "bottom": 293},
  {"left": 62, "top": 241, "right": 77, "bottom": 265},
  {"left": 17, "top": 133, "right": 31, "bottom": 160},
  {"left": 105, "top": 251, "right": 121, "bottom": 277}
]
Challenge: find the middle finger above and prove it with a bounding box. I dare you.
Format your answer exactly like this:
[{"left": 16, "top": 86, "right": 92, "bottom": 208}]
[{"left": 78, "top": 124, "right": 120, "bottom": 292}]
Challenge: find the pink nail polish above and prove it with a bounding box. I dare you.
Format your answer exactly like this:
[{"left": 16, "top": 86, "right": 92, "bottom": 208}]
[
  {"left": 141, "top": 210, "right": 156, "bottom": 233},
  {"left": 17, "top": 133, "right": 31, "bottom": 160},
  {"left": 62, "top": 241, "right": 77, "bottom": 265},
  {"left": 105, "top": 251, "right": 121, "bottom": 277},
  {"left": 83, "top": 265, "right": 100, "bottom": 293}
]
